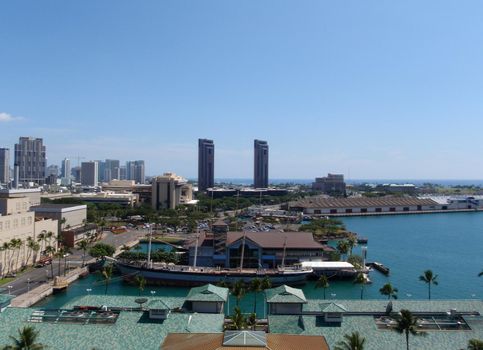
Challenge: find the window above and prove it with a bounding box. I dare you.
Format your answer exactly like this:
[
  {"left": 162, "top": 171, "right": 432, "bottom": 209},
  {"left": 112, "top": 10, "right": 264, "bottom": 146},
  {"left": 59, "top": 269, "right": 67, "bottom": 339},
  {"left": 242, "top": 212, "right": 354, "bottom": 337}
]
[
  {"left": 403, "top": 207, "right": 410, "bottom": 211},
  {"left": 314, "top": 210, "right": 321, "bottom": 214},
  {"left": 361, "top": 208, "right": 368, "bottom": 213},
  {"left": 13, "top": 219, "right": 18, "bottom": 228},
  {"left": 21, "top": 218, "right": 26, "bottom": 226},
  {"left": 389, "top": 207, "right": 396, "bottom": 212},
  {"left": 345, "top": 209, "right": 353, "bottom": 213},
  {"left": 0, "top": 222, "right": 2, "bottom": 231},
  {"left": 27, "top": 217, "right": 32, "bottom": 225},
  {"left": 5, "top": 221, "right": 10, "bottom": 230},
  {"left": 375, "top": 208, "right": 382, "bottom": 212},
  {"left": 330, "top": 209, "right": 337, "bottom": 214}
]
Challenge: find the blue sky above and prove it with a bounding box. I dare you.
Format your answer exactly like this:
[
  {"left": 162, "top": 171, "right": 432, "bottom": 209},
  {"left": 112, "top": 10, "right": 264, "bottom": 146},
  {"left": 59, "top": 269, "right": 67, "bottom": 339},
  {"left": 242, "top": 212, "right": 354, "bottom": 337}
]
[{"left": 1, "top": 1, "right": 483, "bottom": 179}]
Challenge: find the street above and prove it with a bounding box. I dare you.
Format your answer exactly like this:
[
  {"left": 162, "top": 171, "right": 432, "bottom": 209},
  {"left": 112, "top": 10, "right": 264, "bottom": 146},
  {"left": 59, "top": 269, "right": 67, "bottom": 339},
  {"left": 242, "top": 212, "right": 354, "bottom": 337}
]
[{"left": 2, "top": 228, "right": 147, "bottom": 297}]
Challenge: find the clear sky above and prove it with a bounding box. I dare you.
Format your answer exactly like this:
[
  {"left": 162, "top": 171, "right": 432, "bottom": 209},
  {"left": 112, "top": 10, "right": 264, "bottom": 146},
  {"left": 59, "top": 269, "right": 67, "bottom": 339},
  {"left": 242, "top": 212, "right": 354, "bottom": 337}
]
[{"left": 1, "top": 1, "right": 483, "bottom": 179}]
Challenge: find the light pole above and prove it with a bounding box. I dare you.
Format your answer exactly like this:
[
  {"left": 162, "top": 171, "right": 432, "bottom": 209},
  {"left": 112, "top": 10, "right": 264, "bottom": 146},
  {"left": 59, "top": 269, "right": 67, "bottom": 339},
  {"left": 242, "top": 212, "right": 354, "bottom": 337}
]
[
  {"left": 7, "top": 285, "right": 12, "bottom": 295},
  {"left": 86, "top": 288, "right": 92, "bottom": 295},
  {"left": 45, "top": 269, "right": 49, "bottom": 280},
  {"left": 27, "top": 278, "right": 31, "bottom": 292}
]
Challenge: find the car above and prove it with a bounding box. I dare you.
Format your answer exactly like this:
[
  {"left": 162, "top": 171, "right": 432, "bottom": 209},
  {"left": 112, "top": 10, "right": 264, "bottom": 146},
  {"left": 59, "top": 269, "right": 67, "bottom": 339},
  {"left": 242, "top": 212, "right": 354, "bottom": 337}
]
[{"left": 5, "top": 273, "right": 17, "bottom": 278}]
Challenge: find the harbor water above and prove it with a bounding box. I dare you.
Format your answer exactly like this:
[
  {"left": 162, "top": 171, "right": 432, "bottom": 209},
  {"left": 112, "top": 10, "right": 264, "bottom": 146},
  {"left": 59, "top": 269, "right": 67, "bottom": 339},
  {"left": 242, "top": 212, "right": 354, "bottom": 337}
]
[{"left": 36, "top": 212, "right": 483, "bottom": 315}]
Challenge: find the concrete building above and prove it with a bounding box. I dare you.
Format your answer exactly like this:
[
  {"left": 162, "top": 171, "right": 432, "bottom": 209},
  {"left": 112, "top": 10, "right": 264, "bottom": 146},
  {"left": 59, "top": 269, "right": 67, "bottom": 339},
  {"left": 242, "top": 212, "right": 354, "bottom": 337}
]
[
  {"left": 0, "top": 148, "right": 10, "bottom": 185},
  {"left": 198, "top": 139, "right": 214, "bottom": 191},
  {"left": 46, "top": 164, "right": 59, "bottom": 177},
  {"left": 104, "top": 159, "right": 120, "bottom": 182},
  {"left": 126, "top": 160, "right": 145, "bottom": 184},
  {"left": 0, "top": 188, "right": 42, "bottom": 207},
  {"left": 81, "top": 161, "right": 98, "bottom": 187},
  {"left": 0, "top": 190, "right": 58, "bottom": 275},
  {"left": 31, "top": 204, "right": 95, "bottom": 247},
  {"left": 14, "top": 137, "right": 46, "bottom": 186},
  {"left": 254, "top": 139, "right": 269, "bottom": 188},
  {"left": 312, "top": 174, "right": 346, "bottom": 195},
  {"left": 102, "top": 180, "right": 152, "bottom": 204},
  {"left": 291, "top": 197, "right": 444, "bottom": 215},
  {"left": 61, "top": 158, "right": 71, "bottom": 179},
  {"left": 152, "top": 173, "right": 193, "bottom": 210}
]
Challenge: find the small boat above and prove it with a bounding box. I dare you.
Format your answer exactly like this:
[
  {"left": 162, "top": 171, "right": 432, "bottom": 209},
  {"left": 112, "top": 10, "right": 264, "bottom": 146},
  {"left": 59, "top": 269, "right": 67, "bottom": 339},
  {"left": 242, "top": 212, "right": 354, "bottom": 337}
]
[{"left": 370, "top": 262, "right": 390, "bottom": 275}]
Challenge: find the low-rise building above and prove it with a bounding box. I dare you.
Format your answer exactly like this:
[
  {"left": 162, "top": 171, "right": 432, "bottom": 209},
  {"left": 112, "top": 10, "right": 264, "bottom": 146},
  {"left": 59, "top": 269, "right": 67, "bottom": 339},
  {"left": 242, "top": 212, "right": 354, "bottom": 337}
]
[
  {"left": 291, "top": 196, "right": 444, "bottom": 215},
  {"left": 0, "top": 192, "right": 58, "bottom": 274},
  {"left": 185, "top": 284, "right": 228, "bottom": 313},
  {"left": 312, "top": 174, "right": 346, "bottom": 195},
  {"left": 266, "top": 285, "right": 307, "bottom": 315},
  {"left": 31, "top": 204, "right": 95, "bottom": 248},
  {"left": 152, "top": 173, "right": 194, "bottom": 210},
  {"left": 189, "top": 231, "right": 331, "bottom": 268}
]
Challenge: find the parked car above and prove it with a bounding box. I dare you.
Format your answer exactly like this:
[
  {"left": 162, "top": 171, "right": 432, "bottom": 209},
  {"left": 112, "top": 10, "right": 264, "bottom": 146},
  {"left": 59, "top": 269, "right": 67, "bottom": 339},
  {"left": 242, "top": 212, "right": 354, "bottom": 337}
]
[{"left": 35, "top": 256, "right": 52, "bottom": 267}]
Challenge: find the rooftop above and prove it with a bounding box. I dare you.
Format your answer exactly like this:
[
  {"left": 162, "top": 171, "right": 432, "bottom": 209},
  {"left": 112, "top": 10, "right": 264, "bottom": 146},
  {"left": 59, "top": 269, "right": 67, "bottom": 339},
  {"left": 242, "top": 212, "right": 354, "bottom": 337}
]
[
  {"left": 292, "top": 197, "right": 439, "bottom": 209},
  {"left": 185, "top": 284, "right": 229, "bottom": 303},
  {"left": 161, "top": 333, "right": 329, "bottom": 350},
  {"left": 265, "top": 285, "right": 307, "bottom": 304},
  {"left": 226, "top": 231, "right": 323, "bottom": 250},
  {"left": 31, "top": 204, "right": 87, "bottom": 212}
]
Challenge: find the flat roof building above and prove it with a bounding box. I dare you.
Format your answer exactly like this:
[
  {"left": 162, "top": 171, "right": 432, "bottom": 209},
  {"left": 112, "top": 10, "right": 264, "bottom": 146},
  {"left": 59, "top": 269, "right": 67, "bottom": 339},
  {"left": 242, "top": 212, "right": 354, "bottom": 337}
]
[
  {"left": 198, "top": 139, "right": 214, "bottom": 192},
  {"left": 254, "top": 139, "right": 269, "bottom": 188},
  {"left": 152, "top": 173, "right": 193, "bottom": 210},
  {"left": 14, "top": 137, "right": 46, "bottom": 186},
  {"left": 81, "top": 161, "right": 98, "bottom": 187}
]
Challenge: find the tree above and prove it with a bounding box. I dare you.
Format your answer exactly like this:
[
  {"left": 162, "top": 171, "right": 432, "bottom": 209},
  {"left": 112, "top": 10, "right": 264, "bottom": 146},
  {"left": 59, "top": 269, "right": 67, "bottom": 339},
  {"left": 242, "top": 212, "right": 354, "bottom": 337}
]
[
  {"left": 347, "top": 255, "right": 364, "bottom": 270},
  {"left": 120, "top": 244, "right": 131, "bottom": 252},
  {"left": 250, "top": 278, "right": 262, "bottom": 315},
  {"left": 44, "top": 246, "right": 56, "bottom": 280},
  {"left": 54, "top": 248, "right": 65, "bottom": 277},
  {"left": 36, "top": 232, "right": 46, "bottom": 254},
  {"left": 315, "top": 275, "right": 330, "bottom": 299},
  {"left": 101, "top": 264, "right": 113, "bottom": 295},
  {"left": 337, "top": 240, "right": 350, "bottom": 261},
  {"left": 76, "top": 240, "right": 90, "bottom": 267},
  {"left": 135, "top": 275, "right": 146, "bottom": 296},
  {"left": 2, "top": 242, "right": 11, "bottom": 275},
  {"left": 334, "top": 331, "right": 366, "bottom": 350},
  {"left": 2, "top": 325, "right": 46, "bottom": 350},
  {"left": 231, "top": 280, "right": 246, "bottom": 307},
  {"left": 89, "top": 243, "right": 115, "bottom": 258},
  {"left": 419, "top": 270, "right": 438, "bottom": 300},
  {"left": 467, "top": 339, "right": 483, "bottom": 350},
  {"left": 353, "top": 272, "right": 367, "bottom": 300},
  {"left": 379, "top": 283, "right": 398, "bottom": 300},
  {"left": 394, "top": 309, "right": 426, "bottom": 350},
  {"left": 229, "top": 306, "right": 246, "bottom": 330},
  {"left": 347, "top": 235, "right": 357, "bottom": 256},
  {"left": 260, "top": 276, "right": 272, "bottom": 291}
]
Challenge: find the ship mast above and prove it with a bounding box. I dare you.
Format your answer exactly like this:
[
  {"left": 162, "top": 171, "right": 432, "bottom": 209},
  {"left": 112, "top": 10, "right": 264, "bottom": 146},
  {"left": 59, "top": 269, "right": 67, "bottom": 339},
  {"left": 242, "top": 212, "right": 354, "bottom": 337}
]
[
  {"left": 239, "top": 231, "right": 246, "bottom": 271},
  {"left": 147, "top": 224, "right": 152, "bottom": 268},
  {"left": 193, "top": 231, "right": 200, "bottom": 268},
  {"left": 281, "top": 236, "right": 287, "bottom": 269}
]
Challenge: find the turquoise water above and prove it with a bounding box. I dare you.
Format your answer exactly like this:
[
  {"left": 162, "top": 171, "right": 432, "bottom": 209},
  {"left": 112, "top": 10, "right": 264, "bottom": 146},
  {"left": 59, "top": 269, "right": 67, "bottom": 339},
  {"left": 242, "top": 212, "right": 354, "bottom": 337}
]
[
  {"left": 132, "top": 242, "right": 174, "bottom": 253},
  {"left": 36, "top": 212, "right": 483, "bottom": 313}
]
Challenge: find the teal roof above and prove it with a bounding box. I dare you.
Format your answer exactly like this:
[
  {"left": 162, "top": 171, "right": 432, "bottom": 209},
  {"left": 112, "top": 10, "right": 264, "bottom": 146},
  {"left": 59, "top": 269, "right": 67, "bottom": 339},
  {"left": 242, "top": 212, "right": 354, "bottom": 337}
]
[
  {"left": 185, "top": 284, "right": 229, "bottom": 303},
  {"left": 63, "top": 295, "right": 185, "bottom": 310},
  {"left": 265, "top": 285, "right": 307, "bottom": 304},
  {"left": 270, "top": 299, "right": 483, "bottom": 350},
  {"left": 0, "top": 307, "right": 224, "bottom": 350},
  {"left": 319, "top": 302, "right": 347, "bottom": 313},
  {"left": 148, "top": 299, "right": 170, "bottom": 310},
  {"left": 0, "top": 294, "right": 14, "bottom": 306}
]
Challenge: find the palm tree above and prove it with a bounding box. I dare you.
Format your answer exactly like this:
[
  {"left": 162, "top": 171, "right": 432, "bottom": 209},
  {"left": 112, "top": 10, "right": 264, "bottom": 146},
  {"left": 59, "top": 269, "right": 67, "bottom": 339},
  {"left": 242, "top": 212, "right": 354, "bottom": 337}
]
[
  {"left": 2, "top": 325, "right": 46, "bottom": 350},
  {"left": 250, "top": 278, "right": 262, "bottom": 315},
  {"left": 10, "top": 239, "right": 22, "bottom": 273},
  {"left": 379, "top": 283, "right": 398, "bottom": 300},
  {"left": 315, "top": 275, "right": 330, "bottom": 299},
  {"left": 54, "top": 249, "right": 64, "bottom": 277},
  {"left": 135, "top": 275, "right": 146, "bottom": 296},
  {"left": 347, "top": 235, "right": 358, "bottom": 256},
  {"left": 231, "top": 280, "right": 246, "bottom": 307},
  {"left": 63, "top": 247, "right": 72, "bottom": 276},
  {"left": 120, "top": 244, "right": 131, "bottom": 252},
  {"left": 25, "top": 237, "right": 35, "bottom": 266},
  {"left": 76, "top": 240, "right": 89, "bottom": 267},
  {"left": 101, "top": 264, "right": 113, "bottom": 295},
  {"left": 44, "top": 246, "right": 55, "bottom": 280},
  {"left": 394, "top": 309, "right": 426, "bottom": 350},
  {"left": 36, "top": 232, "right": 46, "bottom": 254},
  {"left": 334, "top": 331, "right": 366, "bottom": 350},
  {"left": 229, "top": 306, "right": 246, "bottom": 330},
  {"left": 0, "top": 244, "right": 5, "bottom": 277},
  {"left": 45, "top": 231, "right": 54, "bottom": 249},
  {"left": 353, "top": 272, "right": 367, "bottom": 300},
  {"left": 419, "top": 270, "right": 438, "bottom": 300},
  {"left": 337, "top": 240, "right": 350, "bottom": 261},
  {"left": 467, "top": 338, "right": 483, "bottom": 350},
  {"left": 260, "top": 276, "right": 272, "bottom": 291}
]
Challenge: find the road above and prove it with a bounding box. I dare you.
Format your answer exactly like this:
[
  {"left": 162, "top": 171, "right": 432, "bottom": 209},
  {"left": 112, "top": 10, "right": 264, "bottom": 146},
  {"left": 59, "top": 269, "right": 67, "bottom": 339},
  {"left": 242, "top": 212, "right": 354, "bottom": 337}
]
[{"left": 2, "top": 228, "right": 147, "bottom": 297}]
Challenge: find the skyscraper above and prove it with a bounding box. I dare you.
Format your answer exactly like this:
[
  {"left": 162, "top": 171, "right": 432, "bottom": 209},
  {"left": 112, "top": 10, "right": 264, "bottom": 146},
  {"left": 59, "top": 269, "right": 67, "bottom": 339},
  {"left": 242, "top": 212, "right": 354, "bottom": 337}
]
[
  {"left": 126, "top": 160, "right": 145, "bottom": 184},
  {"left": 104, "top": 159, "right": 120, "bottom": 182},
  {"left": 0, "top": 148, "right": 10, "bottom": 185},
  {"left": 81, "top": 161, "right": 98, "bottom": 186},
  {"left": 61, "top": 158, "right": 71, "bottom": 179},
  {"left": 254, "top": 139, "right": 269, "bottom": 188},
  {"left": 198, "top": 139, "right": 214, "bottom": 191},
  {"left": 14, "top": 137, "right": 46, "bottom": 185}
]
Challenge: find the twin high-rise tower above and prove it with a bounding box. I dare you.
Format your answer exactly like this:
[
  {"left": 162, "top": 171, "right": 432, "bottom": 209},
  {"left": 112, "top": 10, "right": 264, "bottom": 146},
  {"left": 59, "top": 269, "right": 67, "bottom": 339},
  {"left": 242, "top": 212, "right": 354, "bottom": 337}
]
[
  {"left": 198, "top": 139, "right": 215, "bottom": 191},
  {"left": 197, "top": 139, "right": 269, "bottom": 191}
]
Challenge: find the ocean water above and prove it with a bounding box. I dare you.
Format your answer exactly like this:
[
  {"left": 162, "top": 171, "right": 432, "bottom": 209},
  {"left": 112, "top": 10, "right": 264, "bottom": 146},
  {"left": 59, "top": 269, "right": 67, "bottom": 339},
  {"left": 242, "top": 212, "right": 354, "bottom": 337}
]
[
  {"left": 36, "top": 212, "right": 483, "bottom": 315},
  {"left": 213, "top": 178, "right": 483, "bottom": 186}
]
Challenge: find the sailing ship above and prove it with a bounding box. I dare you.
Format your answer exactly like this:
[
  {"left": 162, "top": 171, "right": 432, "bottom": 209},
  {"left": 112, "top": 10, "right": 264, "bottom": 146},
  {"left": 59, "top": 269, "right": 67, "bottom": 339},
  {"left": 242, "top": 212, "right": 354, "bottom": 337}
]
[{"left": 112, "top": 229, "right": 313, "bottom": 287}]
